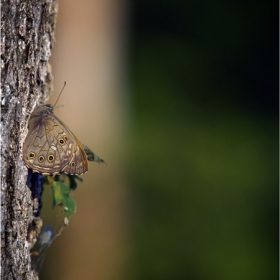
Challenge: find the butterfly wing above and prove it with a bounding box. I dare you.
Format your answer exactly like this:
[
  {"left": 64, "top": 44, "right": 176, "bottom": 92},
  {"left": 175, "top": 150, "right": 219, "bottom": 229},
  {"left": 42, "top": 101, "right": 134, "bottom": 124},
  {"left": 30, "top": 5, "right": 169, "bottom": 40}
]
[
  {"left": 23, "top": 106, "right": 88, "bottom": 175},
  {"left": 48, "top": 115, "right": 88, "bottom": 175},
  {"left": 61, "top": 133, "right": 89, "bottom": 175}
]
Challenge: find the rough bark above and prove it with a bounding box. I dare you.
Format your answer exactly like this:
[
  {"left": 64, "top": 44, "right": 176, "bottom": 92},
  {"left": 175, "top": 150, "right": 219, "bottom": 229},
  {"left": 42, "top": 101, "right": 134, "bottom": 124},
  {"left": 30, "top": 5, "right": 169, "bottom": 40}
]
[{"left": 1, "top": 0, "right": 58, "bottom": 279}]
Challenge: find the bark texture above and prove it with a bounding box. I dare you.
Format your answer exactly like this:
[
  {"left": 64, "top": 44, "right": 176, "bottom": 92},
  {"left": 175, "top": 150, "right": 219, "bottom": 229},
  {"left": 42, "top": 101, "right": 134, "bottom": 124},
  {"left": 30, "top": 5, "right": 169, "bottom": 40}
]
[{"left": 1, "top": 1, "right": 58, "bottom": 279}]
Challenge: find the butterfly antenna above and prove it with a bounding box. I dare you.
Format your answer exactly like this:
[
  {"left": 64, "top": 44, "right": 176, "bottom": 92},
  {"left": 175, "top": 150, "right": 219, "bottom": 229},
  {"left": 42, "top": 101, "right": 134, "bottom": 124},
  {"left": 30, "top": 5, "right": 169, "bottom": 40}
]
[{"left": 53, "top": 82, "right": 66, "bottom": 107}]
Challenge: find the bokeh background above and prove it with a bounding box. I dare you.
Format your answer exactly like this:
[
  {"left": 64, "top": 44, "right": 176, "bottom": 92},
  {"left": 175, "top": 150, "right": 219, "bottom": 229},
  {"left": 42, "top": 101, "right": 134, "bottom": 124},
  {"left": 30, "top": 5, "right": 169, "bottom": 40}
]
[{"left": 40, "top": 0, "right": 278, "bottom": 279}]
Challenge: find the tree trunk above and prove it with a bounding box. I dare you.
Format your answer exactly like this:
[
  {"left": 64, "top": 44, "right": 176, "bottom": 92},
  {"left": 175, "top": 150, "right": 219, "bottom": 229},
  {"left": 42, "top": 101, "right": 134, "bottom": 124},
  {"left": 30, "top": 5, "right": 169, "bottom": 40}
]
[{"left": 1, "top": 1, "right": 58, "bottom": 279}]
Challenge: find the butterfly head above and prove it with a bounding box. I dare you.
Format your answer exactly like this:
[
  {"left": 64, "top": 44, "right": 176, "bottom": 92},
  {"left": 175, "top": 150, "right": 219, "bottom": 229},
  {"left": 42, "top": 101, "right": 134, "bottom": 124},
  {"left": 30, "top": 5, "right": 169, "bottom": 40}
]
[
  {"left": 37, "top": 82, "right": 66, "bottom": 114},
  {"left": 44, "top": 104, "right": 54, "bottom": 112},
  {"left": 31, "top": 104, "right": 54, "bottom": 118}
]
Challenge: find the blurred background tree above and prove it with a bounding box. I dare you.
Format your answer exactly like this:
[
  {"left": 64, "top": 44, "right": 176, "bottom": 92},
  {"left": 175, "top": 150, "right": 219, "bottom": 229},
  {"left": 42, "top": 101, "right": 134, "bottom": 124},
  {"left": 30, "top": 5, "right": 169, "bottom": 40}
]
[{"left": 40, "top": 0, "right": 278, "bottom": 279}]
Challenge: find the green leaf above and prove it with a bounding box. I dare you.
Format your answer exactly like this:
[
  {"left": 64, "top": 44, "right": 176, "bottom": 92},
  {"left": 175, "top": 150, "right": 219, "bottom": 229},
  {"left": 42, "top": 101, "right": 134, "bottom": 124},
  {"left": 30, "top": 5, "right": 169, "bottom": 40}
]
[
  {"left": 68, "top": 175, "right": 83, "bottom": 191},
  {"left": 52, "top": 181, "right": 76, "bottom": 219},
  {"left": 51, "top": 174, "right": 82, "bottom": 190}
]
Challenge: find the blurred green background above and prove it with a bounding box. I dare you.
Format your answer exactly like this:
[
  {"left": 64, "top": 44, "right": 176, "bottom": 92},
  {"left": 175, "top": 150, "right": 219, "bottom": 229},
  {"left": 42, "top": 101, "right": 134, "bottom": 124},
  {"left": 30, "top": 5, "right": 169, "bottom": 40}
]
[
  {"left": 126, "top": 1, "right": 278, "bottom": 279},
  {"left": 39, "top": 0, "right": 278, "bottom": 279}
]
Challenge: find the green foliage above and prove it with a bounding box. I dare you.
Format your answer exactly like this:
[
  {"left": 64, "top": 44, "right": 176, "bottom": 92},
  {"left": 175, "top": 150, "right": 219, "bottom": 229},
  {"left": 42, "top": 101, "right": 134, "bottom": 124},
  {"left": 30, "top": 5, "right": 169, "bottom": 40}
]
[
  {"left": 43, "top": 175, "right": 79, "bottom": 219},
  {"left": 51, "top": 180, "right": 76, "bottom": 219},
  {"left": 67, "top": 175, "right": 83, "bottom": 191},
  {"left": 53, "top": 174, "right": 83, "bottom": 191}
]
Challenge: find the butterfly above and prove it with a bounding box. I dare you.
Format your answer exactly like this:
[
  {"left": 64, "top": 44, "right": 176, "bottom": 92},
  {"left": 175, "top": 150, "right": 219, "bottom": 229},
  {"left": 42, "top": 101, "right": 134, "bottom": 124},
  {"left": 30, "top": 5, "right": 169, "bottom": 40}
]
[{"left": 23, "top": 86, "right": 88, "bottom": 175}]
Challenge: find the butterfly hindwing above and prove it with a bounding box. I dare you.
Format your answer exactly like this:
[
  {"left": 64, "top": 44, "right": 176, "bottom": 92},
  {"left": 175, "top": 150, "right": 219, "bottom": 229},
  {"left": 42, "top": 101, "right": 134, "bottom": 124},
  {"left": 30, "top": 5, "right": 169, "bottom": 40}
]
[{"left": 23, "top": 104, "right": 88, "bottom": 175}]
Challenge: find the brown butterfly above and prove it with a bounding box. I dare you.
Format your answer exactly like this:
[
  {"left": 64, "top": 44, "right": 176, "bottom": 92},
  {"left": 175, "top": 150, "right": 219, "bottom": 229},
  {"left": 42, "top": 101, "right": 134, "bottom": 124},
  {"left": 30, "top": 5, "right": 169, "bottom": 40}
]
[{"left": 23, "top": 86, "right": 88, "bottom": 175}]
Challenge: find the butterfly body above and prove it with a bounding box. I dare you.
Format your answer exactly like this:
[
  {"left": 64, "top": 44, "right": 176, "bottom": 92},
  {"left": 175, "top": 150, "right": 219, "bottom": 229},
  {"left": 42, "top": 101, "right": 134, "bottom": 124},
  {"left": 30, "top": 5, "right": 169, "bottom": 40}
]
[{"left": 23, "top": 104, "right": 88, "bottom": 175}]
